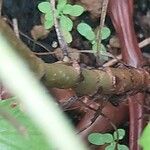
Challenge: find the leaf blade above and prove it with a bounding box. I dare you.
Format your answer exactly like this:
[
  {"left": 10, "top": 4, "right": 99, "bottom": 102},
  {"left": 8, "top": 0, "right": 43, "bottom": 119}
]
[
  {"left": 38, "top": 2, "right": 52, "bottom": 14},
  {"left": 57, "top": 0, "right": 67, "bottom": 11},
  {"left": 88, "top": 133, "right": 105, "bottom": 145},
  {"left": 100, "top": 27, "right": 111, "bottom": 40},
  {"left": 0, "top": 99, "right": 51, "bottom": 150},
  {"left": 63, "top": 4, "right": 84, "bottom": 16},
  {"left": 77, "top": 23, "right": 95, "bottom": 41},
  {"left": 113, "top": 129, "right": 125, "bottom": 140},
  {"left": 60, "top": 15, "right": 73, "bottom": 31}
]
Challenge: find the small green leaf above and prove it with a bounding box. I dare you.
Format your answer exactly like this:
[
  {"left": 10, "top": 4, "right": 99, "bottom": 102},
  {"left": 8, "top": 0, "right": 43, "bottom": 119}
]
[
  {"left": 63, "top": 4, "right": 84, "bottom": 16},
  {"left": 100, "top": 27, "right": 111, "bottom": 40},
  {"left": 92, "top": 43, "right": 106, "bottom": 52},
  {"left": 61, "top": 28, "right": 72, "bottom": 43},
  {"left": 38, "top": 2, "right": 52, "bottom": 14},
  {"left": 140, "top": 123, "right": 150, "bottom": 150},
  {"left": 117, "top": 144, "right": 129, "bottom": 150},
  {"left": 114, "top": 129, "right": 125, "bottom": 140},
  {"left": 102, "top": 133, "right": 114, "bottom": 143},
  {"left": 60, "top": 15, "right": 73, "bottom": 31},
  {"left": 77, "top": 23, "right": 95, "bottom": 41},
  {"left": 45, "top": 12, "right": 53, "bottom": 20},
  {"left": 92, "top": 43, "right": 108, "bottom": 61},
  {"left": 62, "top": 4, "right": 72, "bottom": 14},
  {"left": 88, "top": 133, "right": 105, "bottom": 145},
  {"left": 57, "top": 0, "right": 67, "bottom": 11},
  {"left": 44, "top": 19, "right": 54, "bottom": 29},
  {"left": 44, "top": 13, "right": 54, "bottom": 29},
  {"left": 105, "top": 142, "right": 116, "bottom": 150}
]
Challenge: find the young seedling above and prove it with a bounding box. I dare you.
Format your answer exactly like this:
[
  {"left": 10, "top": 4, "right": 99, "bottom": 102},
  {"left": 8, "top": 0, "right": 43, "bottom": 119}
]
[
  {"left": 38, "top": 0, "right": 84, "bottom": 43},
  {"left": 88, "top": 128, "right": 129, "bottom": 150},
  {"left": 77, "top": 23, "right": 111, "bottom": 62}
]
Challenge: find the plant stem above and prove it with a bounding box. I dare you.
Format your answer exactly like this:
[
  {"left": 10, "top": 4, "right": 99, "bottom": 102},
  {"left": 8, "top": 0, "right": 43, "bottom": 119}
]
[
  {"left": 95, "top": 0, "right": 109, "bottom": 65},
  {"left": 50, "top": 0, "right": 69, "bottom": 60}
]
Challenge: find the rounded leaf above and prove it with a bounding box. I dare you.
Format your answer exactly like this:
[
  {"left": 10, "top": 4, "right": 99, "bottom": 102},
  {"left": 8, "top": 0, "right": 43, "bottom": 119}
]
[
  {"left": 45, "top": 13, "right": 53, "bottom": 21},
  {"left": 102, "top": 133, "right": 114, "bottom": 143},
  {"left": 57, "top": 0, "right": 67, "bottom": 11},
  {"left": 92, "top": 43, "right": 106, "bottom": 52},
  {"left": 100, "top": 27, "right": 111, "bottom": 40},
  {"left": 38, "top": 2, "right": 52, "bottom": 13},
  {"left": 92, "top": 43, "right": 108, "bottom": 61},
  {"left": 77, "top": 23, "right": 95, "bottom": 41},
  {"left": 88, "top": 133, "right": 105, "bottom": 145},
  {"left": 60, "top": 15, "right": 73, "bottom": 31},
  {"left": 63, "top": 4, "right": 84, "bottom": 16},
  {"left": 105, "top": 142, "right": 116, "bottom": 150},
  {"left": 61, "top": 28, "right": 72, "bottom": 43},
  {"left": 44, "top": 19, "right": 54, "bottom": 29},
  {"left": 117, "top": 144, "right": 129, "bottom": 150},
  {"left": 114, "top": 129, "right": 125, "bottom": 140}
]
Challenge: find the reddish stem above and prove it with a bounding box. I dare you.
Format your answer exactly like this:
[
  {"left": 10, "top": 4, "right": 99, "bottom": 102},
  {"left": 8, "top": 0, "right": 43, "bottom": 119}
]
[
  {"left": 108, "top": 0, "right": 144, "bottom": 67},
  {"left": 108, "top": 0, "right": 145, "bottom": 149}
]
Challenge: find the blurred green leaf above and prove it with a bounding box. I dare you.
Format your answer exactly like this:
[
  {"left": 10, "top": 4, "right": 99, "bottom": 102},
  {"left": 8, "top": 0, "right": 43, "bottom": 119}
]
[
  {"left": 60, "top": 15, "right": 73, "bottom": 31},
  {"left": 77, "top": 23, "right": 95, "bottom": 41},
  {"left": 38, "top": 2, "right": 54, "bottom": 29},
  {"left": 92, "top": 42, "right": 106, "bottom": 52},
  {"left": 140, "top": 123, "right": 150, "bottom": 150},
  {"left": 38, "top": 2, "right": 52, "bottom": 14},
  {"left": 63, "top": 4, "right": 84, "bottom": 16},
  {"left": 61, "top": 28, "right": 72, "bottom": 43},
  {"left": 105, "top": 142, "right": 116, "bottom": 150},
  {"left": 88, "top": 133, "right": 105, "bottom": 145},
  {"left": 92, "top": 43, "right": 108, "bottom": 61},
  {"left": 102, "top": 133, "right": 114, "bottom": 143},
  {"left": 100, "top": 27, "right": 111, "bottom": 40},
  {"left": 57, "top": 0, "right": 67, "bottom": 11},
  {"left": 117, "top": 144, "right": 129, "bottom": 150},
  {"left": 44, "top": 19, "right": 54, "bottom": 29},
  {"left": 114, "top": 129, "right": 125, "bottom": 140},
  {"left": 0, "top": 99, "right": 51, "bottom": 150}
]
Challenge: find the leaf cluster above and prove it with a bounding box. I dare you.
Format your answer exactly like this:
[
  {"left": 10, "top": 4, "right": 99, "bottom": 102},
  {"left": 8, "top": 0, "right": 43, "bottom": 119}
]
[
  {"left": 88, "top": 129, "right": 129, "bottom": 150},
  {"left": 38, "top": 0, "right": 84, "bottom": 43},
  {"left": 77, "top": 23, "right": 111, "bottom": 60}
]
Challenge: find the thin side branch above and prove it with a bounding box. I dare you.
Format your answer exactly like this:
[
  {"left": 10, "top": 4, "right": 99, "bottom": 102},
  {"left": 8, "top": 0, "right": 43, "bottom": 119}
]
[{"left": 95, "top": 0, "right": 109, "bottom": 64}]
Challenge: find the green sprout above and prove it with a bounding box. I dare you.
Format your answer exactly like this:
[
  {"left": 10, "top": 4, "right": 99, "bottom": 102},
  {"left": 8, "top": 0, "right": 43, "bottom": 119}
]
[
  {"left": 77, "top": 23, "right": 111, "bottom": 61},
  {"left": 88, "top": 129, "right": 129, "bottom": 150},
  {"left": 38, "top": 0, "right": 84, "bottom": 43}
]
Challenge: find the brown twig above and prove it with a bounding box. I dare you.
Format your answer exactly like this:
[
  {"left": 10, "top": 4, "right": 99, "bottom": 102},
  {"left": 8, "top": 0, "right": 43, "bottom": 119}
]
[
  {"left": 12, "top": 18, "right": 20, "bottom": 38},
  {"left": 4, "top": 18, "right": 52, "bottom": 53},
  {"left": 19, "top": 31, "right": 52, "bottom": 52}
]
